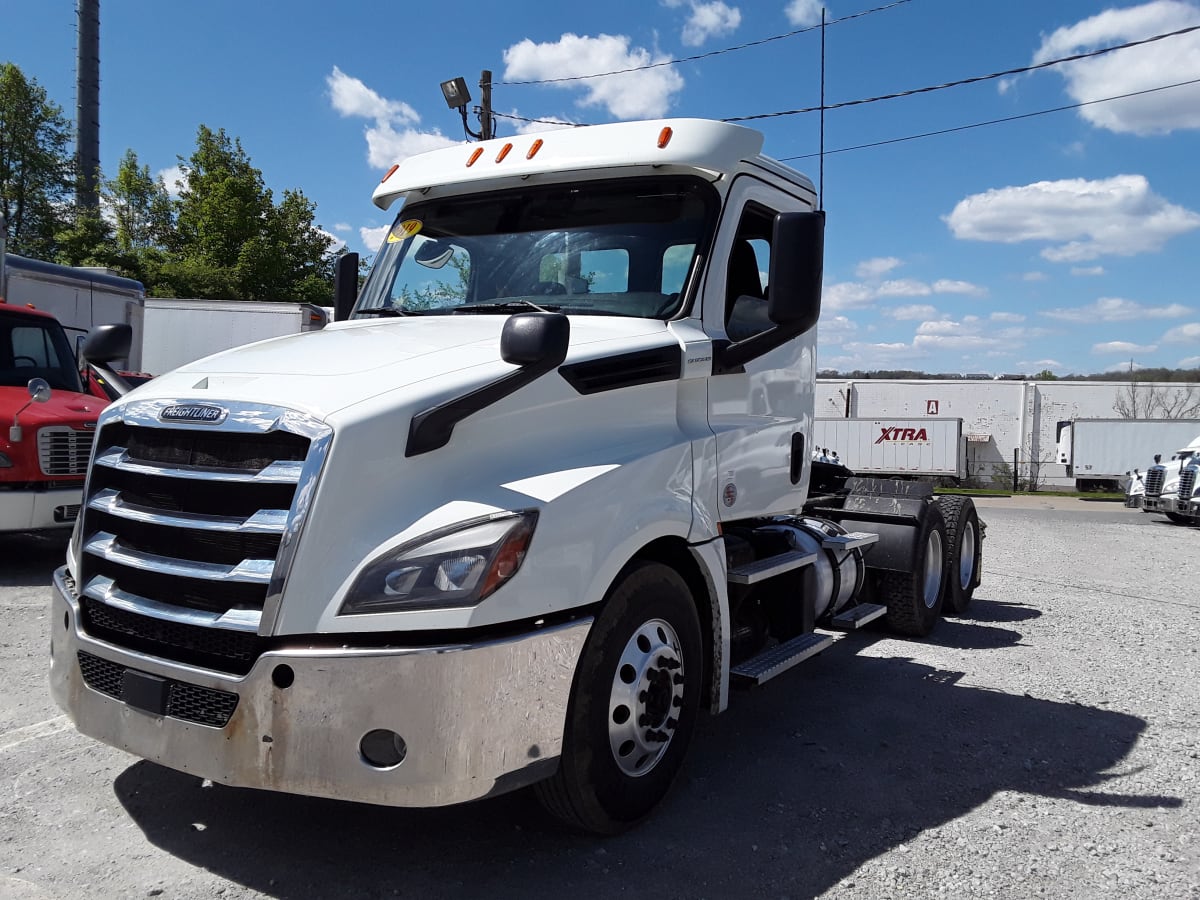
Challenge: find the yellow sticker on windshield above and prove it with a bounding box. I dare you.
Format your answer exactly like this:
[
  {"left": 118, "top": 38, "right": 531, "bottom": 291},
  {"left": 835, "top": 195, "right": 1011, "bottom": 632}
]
[{"left": 387, "top": 219, "right": 423, "bottom": 243}]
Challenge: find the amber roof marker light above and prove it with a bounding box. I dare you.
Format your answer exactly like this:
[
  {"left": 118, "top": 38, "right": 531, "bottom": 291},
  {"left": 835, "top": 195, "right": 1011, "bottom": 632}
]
[{"left": 657, "top": 127, "right": 674, "bottom": 149}]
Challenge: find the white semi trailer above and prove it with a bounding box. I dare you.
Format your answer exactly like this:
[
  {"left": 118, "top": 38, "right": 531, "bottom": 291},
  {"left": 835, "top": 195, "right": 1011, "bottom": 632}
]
[
  {"left": 51, "top": 119, "right": 984, "bottom": 833},
  {"left": 1056, "top": 418, "right": 1200, "bottom": 492},
  {"left": 813, "top": 417, "right": 965, "bottom": 480}
]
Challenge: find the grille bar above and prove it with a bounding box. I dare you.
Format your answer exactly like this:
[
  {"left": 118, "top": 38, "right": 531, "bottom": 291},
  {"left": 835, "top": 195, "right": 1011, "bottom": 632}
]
[
  {"left": 38, "top": 427, "right": 95, "bottom": 476},
  {"left": 83, "top": 532, "right": 274, "bottom": 583},
  {"left": 83, "top": 574, "right": 262, "bottom": 632},
  {"left": 77, "top": 651, "right": 239, "bottom": 727},
  {"left": 1179, "top": 466, "right": 1197, "bottom": 501},
  {"left": 1145, "top": 466, "right": 1165, "bottom": 498},
  {"left": 87, "top": 487, "right": 288, "bottom": 534},
  {"left": 93, "top": 446, "right": 303, "bottom": 484}
]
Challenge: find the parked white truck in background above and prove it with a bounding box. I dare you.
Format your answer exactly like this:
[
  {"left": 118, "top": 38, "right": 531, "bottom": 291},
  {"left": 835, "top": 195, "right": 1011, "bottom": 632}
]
[
  {"left": 1056, "top": 418, "right": 1200, "bottom": 492},
  {"left": 813, "top": 417, "right": 965, "bottom": 480},
  {"left": 1141, "top": 433, "right": 1200, "bottom": 524},
  {"left": 50, "top": 119, "right": 984, "bottom": 833}
]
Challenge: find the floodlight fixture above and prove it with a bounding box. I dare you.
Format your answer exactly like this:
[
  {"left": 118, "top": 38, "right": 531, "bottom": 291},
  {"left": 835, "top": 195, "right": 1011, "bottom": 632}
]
[{"left": 441, "top": 77, "right": 472, "bottom": 110}]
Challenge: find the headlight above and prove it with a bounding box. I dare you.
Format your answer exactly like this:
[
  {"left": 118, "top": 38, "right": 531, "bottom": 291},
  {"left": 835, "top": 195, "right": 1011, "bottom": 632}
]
[
  {"left": 1163, "top": 479, "right": 1179, "bottom": 494},
  {"left": 339, "top": 511, "right": 538, "bottom": 615},
  {"left": 0, "top": 452, "right": 12, "bottom": 468}
]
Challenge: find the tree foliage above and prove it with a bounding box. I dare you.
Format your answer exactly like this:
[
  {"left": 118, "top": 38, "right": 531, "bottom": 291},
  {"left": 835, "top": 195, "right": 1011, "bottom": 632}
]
[{"left": 0, "top": 63, "right": 73, "bottom": 258}]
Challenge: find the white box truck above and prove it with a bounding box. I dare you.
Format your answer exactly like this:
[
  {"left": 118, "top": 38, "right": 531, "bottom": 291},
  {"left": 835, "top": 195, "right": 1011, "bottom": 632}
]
[
  {"left": 52, "top": 118, "right": 984, "bottom": 833},
  {"left": 813, "top": 417, "right": 965, "bottom": 479},
  {"left": 1056, "top": 418, "right": 1200, "bottom": 491}
]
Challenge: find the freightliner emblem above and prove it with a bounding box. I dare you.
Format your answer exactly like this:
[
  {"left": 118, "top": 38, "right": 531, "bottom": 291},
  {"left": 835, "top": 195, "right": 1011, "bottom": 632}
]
[{"left": 160, "top": 404, "right": 227, "bottom": 425}]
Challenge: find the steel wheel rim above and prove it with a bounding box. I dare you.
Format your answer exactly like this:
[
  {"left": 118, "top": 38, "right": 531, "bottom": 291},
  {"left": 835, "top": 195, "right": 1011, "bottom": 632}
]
[
  {"left": 959, "top": 520, "right": 977, "bottom": 590},
  {"left": 607, "top": 618, "right": 684, "bottom": 778},
  {"left": 923, "top": 529, "right": 944, "bottom": 609}
]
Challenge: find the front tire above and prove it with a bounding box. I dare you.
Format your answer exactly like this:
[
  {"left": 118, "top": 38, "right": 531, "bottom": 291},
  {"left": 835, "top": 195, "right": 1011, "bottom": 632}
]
[
  {"left": 936, "top": 496, "right": 982, "bottom": 615},
  {"left": 880, "top": 503, "right": 948, "bottom": 636},
  {"left": 535, "top": 561, "right": 702, "bottom": 834}
]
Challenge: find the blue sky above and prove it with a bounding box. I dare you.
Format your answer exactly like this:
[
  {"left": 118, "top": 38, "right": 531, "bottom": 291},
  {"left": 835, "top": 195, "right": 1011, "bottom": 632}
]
[{"left": 6, "top": 0, "right": 1200, "bottom": 376}]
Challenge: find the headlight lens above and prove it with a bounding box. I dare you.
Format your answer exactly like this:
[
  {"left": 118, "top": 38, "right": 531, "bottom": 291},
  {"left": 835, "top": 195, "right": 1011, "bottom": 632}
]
[
  {"left": 1164, "top": 479, "right": 1179, "bottom": 494},
  {"left": 339, "top": 511, "right": 538, "bottom": 615}
]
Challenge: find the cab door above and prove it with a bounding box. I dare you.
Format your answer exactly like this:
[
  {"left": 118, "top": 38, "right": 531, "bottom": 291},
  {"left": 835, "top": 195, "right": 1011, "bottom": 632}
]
[{"left": 702, "top": 177, "right": 817, "bottom": 520}]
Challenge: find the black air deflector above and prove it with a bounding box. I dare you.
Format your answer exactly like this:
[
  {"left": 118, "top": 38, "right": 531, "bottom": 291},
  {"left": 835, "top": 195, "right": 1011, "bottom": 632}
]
[{"left": 560, "top": 345, "right": 682, "bottom": 395}]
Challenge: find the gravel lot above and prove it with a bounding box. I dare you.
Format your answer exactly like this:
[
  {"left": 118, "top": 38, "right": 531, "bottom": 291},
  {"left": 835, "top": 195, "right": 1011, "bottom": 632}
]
[{"left": 1, "top": 498, "right": 1197, "bottom": 900}]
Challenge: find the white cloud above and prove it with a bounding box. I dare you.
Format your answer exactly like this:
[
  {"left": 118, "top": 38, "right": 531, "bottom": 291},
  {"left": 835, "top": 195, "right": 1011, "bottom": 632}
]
[
  {"left": 818, "top": 315, "right": 857, "bottom": 344},
  {"left": 1071, "top": 265, "right": 1106, "bottom": 276},
  {"left": 1022, "top": 271, "right": 1049, "bottom": 282},
  {"left": 327, "top": 67, "right": 458, "bottom": 169},
  {"left": 332, "top": 223, "right": 351, "bottom": 233},
  {"left": 157, "top": 165, "right": 185, "bottom": 198},
  {"left": 1093, "top": 340, "right": 1159, "bottom": 354},
  {"left": 991, "top": 311, "right": 1026, "bottom": 323},
  {"left": 513, "top": 114, "right": 578, "bottom": 134},
  {"left": 916, "top": 319, "right": 967, "bottom": 336},
  {"left": 855, "top": 256, "right": 901, "bottom": 279},
  {"left": 877, "top": 279, "right": 932, "bottom": 298},
  {"left": 1162, "top": 322, "right": 1200, "bottom": 342},
  {"left": 318, "top": 228, "right": 346, "bottom": 253},
  {"left": 932, "top": 279, "right": 988, "bottom": 297},
  {"left": 888, "top": 304, "right": 938, "bottom": 320},
  {"left": 823, "top": 282, "right": 877, "bottom": 311},
  {"left": 945, "top": 175, "right": 1200, "bottom": 262},
  {"left": 503, "top": 34, "right": 685, "bottom": 119},
  {"left": 914, "top": 333, "right": 1004, "bottom": 351},
  {"left": 1179, "top": 355, "right": 1200, "bottom": 366},
  {"left": 1042, "top": 297, "right": 1191, "bottom": 322},
  {"left": 785, "top": 0, "right": 825, "bottom": 27},
  {"left": 360, "top": 224, "right": 390, "bottom": 252},
  {"left": 1029, "top": 1, "right": 1200, "bottom": 135},
  {"left": 681, "top": 2, "right": 742, "bottom": 47}
]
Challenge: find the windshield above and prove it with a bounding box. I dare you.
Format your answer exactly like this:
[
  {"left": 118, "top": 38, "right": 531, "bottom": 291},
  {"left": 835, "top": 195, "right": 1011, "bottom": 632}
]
[
  {"left": 0, "top": 314, "right": 83, "bottom": 393},
  {"left": 354, "top": 175, "right": 718, "bottom": 320}
]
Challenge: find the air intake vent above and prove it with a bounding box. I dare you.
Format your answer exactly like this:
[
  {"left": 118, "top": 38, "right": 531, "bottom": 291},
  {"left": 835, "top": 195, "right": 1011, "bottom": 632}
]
[{"left": 560, "top": 345, "right": 681, "bottom": 395}]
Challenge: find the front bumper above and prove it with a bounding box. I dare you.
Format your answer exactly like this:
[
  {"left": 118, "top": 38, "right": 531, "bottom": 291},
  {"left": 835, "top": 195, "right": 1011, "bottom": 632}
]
[
  {"left": 49, "top": 567, "right": 591, "bottom": 807},
  {"left": 0, "top": 485, "right": 81, "bottom": 531}
]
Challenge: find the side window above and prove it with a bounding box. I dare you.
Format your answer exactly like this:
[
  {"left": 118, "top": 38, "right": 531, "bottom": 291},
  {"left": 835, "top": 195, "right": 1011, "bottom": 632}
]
[
  {"left": 12, "top": 326, "right": 58, "bottom": 367},
  {"left": 725, "top": 205, "right": 776, "bottom": 341},
  {"left": 661, "top": 244, "right": 694, "bottom": 295}
]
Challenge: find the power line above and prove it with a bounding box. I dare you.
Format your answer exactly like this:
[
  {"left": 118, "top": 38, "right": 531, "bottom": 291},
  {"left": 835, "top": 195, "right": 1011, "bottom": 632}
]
[
  {"left": 724, "top": 23, "right": 1200, "bottom": 123},
  {"left": 493, "top": 0, "right": 913, "bottom": 87},
  {"left": 782, "top": 76, "right": 1200, "bottom": 160}
]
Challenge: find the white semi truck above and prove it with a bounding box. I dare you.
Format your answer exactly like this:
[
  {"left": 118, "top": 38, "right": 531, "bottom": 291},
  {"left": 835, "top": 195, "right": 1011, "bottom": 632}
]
[
  {"left": 51, "top": 119, "right": 983, "bottom": 833},
  {"left": 1140, "top": 433, "right": 1200, "bottom": 524}
]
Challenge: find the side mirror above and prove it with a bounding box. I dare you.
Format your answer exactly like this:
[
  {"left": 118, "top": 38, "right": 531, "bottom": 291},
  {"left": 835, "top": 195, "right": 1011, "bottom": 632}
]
[
  {"left": 334, "top": 252, "right": 360, "bottom": 321},
  {"left": 81, "top": 323, "right": 132, "bottom": 364},
  {"left": 10, "top": 377, "right": 51, "bottom": 442},
  {"left": 501, "top": 312, "right": 570, "bottom": 368},
  {"left": 767, "top": 210, "right": 824, "bottom": 333}
]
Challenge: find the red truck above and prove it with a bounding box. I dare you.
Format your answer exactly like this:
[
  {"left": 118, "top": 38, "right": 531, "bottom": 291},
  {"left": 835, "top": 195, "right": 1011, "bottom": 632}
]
[{"left": 0, "top": 301, "right": 119, "bottom": 532}]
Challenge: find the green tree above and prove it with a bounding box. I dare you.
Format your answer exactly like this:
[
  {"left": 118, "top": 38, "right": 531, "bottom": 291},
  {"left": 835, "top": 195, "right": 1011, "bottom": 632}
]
[
  {"left": 170, "top": 125, "right": 334, "bottom": 301},
  {"left": 1034, "top": 369, "right": 1058, "bottom": 380},
  {"left": 0, "top": 63, "right": 73, "bottom": 258},
  {"left": 109, "top": 149, "right": 173, "bottom": 251}
]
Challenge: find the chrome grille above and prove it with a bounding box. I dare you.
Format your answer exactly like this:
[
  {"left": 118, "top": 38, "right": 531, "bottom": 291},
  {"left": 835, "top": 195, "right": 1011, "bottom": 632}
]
[
  {"left": 1179, "top": 466, "right": 1197, "bottom": 501},
  {"left": 75, "top": 400, "right": 329, "bottom": 666},
  {"left": 38, "top": 427, "right": 94, "bottom": 476},
  {"left": 1145, "top": 466, "right": 1166, "bottom": 498}
]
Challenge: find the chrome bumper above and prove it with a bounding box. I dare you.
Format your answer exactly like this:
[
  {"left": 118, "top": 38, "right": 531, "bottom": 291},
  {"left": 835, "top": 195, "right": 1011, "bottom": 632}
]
[{"left": 50, "top": 567, "right": 591, "bottom": 808}]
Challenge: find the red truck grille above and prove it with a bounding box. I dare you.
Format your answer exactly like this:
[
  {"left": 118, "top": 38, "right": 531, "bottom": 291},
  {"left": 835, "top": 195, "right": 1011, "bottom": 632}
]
[{"left": 38, "top": 426, "right": 95, "bottom": 476}]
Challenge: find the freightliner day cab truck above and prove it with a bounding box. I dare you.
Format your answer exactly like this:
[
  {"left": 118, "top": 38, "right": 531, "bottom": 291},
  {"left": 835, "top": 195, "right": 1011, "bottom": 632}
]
[
  {"left": 1140, "top": 434, "right": 1200, "bottom": 523},
  {"left": 51, "top": 119, "right": 984, "bottom": 833}
]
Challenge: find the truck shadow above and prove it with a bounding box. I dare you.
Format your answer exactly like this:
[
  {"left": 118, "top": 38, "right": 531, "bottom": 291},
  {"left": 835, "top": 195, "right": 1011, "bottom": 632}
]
[
  {"left": 112, "top": 601, "right": 1173, "bottom": 900},
  {"left": 0, "top": 532, "right": 68, "bottom": 587}
]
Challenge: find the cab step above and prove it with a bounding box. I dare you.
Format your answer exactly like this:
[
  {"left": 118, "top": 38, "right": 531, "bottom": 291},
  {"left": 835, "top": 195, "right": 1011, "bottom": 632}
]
[
  {"left": 820, "top": 531, "right": 880, "bottom": 552},
  {"left": 728, "top": 549, "right": 817, "bottom": 585},
  {"left": 829, "top": 602, "right": 887, "bottom": 631},
  {"left": 730, "top": 632, "right": 834, "bottom": 687}
]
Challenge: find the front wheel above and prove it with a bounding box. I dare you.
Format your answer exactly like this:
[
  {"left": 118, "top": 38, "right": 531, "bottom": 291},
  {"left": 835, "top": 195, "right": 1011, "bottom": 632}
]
[{"left": 535, "top": 561, "right": 702, "bottom": 834}]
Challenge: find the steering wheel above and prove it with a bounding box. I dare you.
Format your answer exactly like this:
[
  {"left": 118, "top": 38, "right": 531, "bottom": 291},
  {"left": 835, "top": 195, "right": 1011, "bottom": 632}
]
[
  {"left": 528, "top": 281, "right": 567, "bottom": 296},
  {"left": 12, "top": 356, "right": 37, "bottom": 367}
]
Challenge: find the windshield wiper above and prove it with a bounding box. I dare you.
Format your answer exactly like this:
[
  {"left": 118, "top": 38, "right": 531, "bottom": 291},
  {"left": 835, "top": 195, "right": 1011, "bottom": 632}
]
[
  {"left": 453, "top": 300, "right": 559, "bottom": 314},
  {"left": 356, "top": 306, "right": 426, "bottom": 317}
]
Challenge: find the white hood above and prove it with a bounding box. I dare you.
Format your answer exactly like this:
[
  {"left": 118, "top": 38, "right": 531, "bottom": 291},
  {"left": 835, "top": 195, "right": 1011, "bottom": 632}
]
[{"left": 129, "top": 315, "right": 673, "bottom": 421}]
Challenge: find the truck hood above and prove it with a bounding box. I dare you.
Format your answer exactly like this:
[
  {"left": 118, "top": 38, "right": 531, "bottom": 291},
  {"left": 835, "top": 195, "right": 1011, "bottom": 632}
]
[
  {"left": 121, "top": 316, "right": 675, "bottom": 420},
  {"left": 0, "top": 385, "right": 105, "bottom": 425}
]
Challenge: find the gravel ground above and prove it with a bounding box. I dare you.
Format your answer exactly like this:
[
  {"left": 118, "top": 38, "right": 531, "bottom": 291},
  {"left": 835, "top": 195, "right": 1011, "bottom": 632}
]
[{"left": 1, "top": 499, "right": 1197, "bottom": 900}]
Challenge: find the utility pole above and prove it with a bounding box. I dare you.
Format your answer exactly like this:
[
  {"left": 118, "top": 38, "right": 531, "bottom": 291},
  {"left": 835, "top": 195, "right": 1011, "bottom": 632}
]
[{"left": 479, "top": 70, "right": 494, "bottom": 141}]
